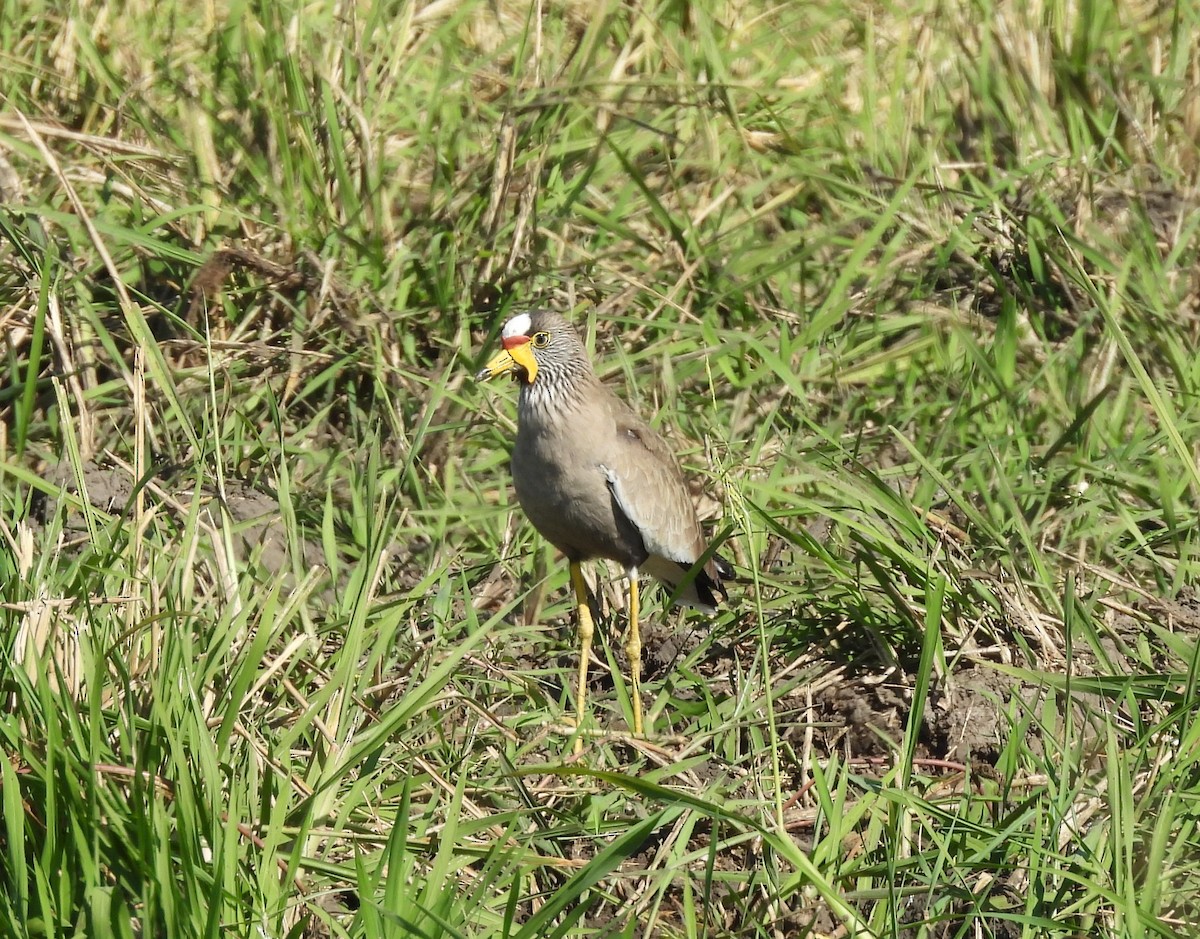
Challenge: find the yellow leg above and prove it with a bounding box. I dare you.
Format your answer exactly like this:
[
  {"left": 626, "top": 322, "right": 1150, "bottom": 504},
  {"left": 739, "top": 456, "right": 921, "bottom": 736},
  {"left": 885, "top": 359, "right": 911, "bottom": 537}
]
[
  {"left": 569, "top": 562, "right": 594, "bottom": 754},
  {"left": 626, "top": 568, "right": 643, "bottom": 736}
]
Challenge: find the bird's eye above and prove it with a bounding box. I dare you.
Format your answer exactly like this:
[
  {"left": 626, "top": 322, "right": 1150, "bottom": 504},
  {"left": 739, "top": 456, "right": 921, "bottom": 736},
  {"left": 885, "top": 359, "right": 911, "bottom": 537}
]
[{"left": 531, "top": 331, "right": 550, "bottom": 348}]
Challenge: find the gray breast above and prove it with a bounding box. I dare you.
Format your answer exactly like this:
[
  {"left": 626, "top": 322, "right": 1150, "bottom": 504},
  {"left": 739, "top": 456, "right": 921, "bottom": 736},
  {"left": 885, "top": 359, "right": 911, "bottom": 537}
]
[{"left": 511, "top": 397, "right": 647, "bottom": 566}]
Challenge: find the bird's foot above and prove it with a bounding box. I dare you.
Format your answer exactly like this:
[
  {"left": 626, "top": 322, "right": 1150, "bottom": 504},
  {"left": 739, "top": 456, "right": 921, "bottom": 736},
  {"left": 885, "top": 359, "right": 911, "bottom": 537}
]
[{"left": 550, "top": 720, "right": 650, "bottom": 754}]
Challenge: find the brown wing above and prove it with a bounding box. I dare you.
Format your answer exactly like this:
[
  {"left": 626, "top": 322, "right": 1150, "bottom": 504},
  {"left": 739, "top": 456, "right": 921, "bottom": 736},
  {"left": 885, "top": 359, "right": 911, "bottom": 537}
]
[
  {"left": 598, "top": 393, "right": 731, "bottom": 608},
  {"left": 600, "top": 401, "right": 707, "bottom": 567}
]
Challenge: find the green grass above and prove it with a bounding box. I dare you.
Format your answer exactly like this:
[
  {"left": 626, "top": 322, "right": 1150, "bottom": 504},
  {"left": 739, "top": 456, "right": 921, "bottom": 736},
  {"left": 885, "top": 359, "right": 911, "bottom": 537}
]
[{"left": 2, "top": 0, "right": 1200, "bottom": 936}]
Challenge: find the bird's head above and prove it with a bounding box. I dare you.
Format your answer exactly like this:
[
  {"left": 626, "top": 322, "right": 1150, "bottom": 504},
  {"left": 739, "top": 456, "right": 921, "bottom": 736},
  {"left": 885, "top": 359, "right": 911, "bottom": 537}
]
[{"left": 475, "top": 311, "right": 587, "bottom": 386}]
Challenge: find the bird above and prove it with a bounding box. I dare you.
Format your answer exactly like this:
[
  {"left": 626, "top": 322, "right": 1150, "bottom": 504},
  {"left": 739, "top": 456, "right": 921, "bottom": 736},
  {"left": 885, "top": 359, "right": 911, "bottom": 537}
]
[{"left": 476, "top": 310, "right": 733, "bottom": 749}]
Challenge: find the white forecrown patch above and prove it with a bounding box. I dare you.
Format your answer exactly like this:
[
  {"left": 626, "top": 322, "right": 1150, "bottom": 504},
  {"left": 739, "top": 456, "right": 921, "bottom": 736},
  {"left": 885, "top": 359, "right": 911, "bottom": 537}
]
[{"left": 502, "top": 313, "right": 532, "bottom": 340}]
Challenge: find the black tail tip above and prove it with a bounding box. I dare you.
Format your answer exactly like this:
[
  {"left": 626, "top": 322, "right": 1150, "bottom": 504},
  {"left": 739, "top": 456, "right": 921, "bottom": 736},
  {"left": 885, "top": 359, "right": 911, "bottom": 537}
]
[
  {"left": 713, "top": 553, "right": 736, "bottom": 583},
  {"left": 696, "top": 553, "right": 735, "bottom": 607}
]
